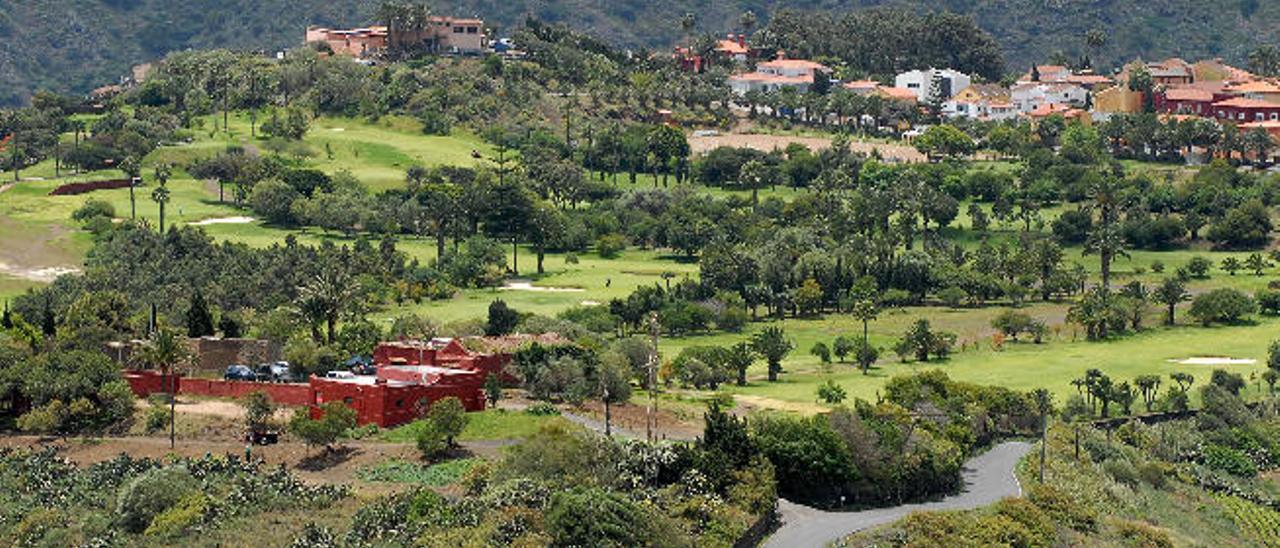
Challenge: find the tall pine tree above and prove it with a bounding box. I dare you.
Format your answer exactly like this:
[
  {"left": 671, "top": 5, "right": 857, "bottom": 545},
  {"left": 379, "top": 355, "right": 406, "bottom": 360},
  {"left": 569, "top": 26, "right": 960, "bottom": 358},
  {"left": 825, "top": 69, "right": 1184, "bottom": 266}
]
[{"left": 186, "top": 290, "right": 215, "bottom": 337}]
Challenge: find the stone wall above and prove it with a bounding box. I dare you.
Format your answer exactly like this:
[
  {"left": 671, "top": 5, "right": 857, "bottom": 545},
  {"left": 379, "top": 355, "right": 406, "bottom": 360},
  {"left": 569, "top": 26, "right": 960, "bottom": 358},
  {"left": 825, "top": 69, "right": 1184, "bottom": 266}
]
[{"left": 187, "top": 338, "right": 281, "bottom": 372}]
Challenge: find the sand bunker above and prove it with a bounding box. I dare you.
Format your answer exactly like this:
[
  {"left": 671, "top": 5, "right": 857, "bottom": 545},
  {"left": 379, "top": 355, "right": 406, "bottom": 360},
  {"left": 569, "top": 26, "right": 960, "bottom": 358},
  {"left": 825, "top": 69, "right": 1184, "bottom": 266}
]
[
  {"left": 0, "top": 262, "right": 80, "bottom": 283},
  {"left": 501, "top": 280, "right": 585, "bottom": 292},
  {"left": 1169, "top": 357, "right": 1257, "bottom": 366},
  {"left": 188, "top": 216, "right": 255, "bottom": 226}
]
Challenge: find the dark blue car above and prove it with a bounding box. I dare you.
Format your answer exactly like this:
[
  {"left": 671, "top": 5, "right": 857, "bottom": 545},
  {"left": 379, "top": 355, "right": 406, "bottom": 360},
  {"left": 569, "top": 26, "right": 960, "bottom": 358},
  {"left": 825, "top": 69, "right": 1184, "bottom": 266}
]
[{"left": 224, "top": 364, "right": 256, "bottom": 381}]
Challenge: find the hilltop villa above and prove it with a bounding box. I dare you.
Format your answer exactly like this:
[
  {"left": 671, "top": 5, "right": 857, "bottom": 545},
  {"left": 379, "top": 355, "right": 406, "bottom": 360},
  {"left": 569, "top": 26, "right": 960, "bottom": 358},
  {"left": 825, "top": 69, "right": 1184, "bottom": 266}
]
[{"left": 306, "top": 16, "right": 486, "bottom": 57}]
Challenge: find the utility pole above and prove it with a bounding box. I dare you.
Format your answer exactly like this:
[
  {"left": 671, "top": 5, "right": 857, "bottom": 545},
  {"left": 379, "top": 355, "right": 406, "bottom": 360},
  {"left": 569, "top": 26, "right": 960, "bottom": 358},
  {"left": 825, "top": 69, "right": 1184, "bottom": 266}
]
[
  {"left": 11, "top": 130, "right": 18, "bottom": 182},
  {"left": 602, "top": 379, "right": 611, "bottom": 436},
  {"left": 646, "top": 311, "right": 659, "bottom": 442}
]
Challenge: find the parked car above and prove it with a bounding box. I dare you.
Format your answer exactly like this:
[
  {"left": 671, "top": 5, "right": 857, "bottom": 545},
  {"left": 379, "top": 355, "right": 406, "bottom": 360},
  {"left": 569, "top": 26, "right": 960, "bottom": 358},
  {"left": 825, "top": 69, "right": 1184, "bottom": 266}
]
[
  {"left": 346, "top": 355, "right": 375, "bottom": 376},
  {"left": 247, "top": 429, "right": 280, "bottom": 445},
  {"left": 256, "top": 361, "right": 294, "bottom": 382},
  {"left": 325, "top": 370, "right": 355, "bottom": 379},
  {"left": 224, "top": 365, "right": 256, "bottom": 381}
]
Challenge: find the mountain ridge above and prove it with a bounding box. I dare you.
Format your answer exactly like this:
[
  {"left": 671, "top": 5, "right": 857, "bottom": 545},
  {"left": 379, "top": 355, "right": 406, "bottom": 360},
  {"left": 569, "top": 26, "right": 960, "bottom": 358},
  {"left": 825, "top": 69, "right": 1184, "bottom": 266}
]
[{"left": 1, "top": 0, "right": 1277, "bottom": 105}]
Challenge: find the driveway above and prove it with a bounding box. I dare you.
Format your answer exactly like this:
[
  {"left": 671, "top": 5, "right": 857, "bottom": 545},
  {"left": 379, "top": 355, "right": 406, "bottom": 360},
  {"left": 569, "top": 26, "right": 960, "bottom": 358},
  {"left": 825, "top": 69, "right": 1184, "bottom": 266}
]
[{"left": 764, "top": 441, "right": 1033, "bottom": 547}]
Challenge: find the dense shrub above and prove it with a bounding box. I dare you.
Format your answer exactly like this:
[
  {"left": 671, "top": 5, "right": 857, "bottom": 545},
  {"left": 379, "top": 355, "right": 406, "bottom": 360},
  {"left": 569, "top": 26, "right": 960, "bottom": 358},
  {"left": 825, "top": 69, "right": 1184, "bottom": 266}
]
[
  {"left": 1203, "top": 444, "right": 1257, "bottom": 477},
  {"left": 144, "top": 492, "right": 210, "bottom": 537},
  {"left": 116, "top": 466, "right": 199, "bottom": 533},
  {"left": 1188, "top": 288, "right": 1255, "bottom": 326},
  {"left": 1027, "top": 483, "right": 1098, "bottom": 532}
]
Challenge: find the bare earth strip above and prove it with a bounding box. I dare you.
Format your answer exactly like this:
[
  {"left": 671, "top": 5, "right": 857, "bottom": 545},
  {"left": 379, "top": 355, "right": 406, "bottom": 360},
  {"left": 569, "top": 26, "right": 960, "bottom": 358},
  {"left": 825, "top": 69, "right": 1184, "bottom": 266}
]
[{"left": 688, "top": 134, "right": 926, "bottom": 163}]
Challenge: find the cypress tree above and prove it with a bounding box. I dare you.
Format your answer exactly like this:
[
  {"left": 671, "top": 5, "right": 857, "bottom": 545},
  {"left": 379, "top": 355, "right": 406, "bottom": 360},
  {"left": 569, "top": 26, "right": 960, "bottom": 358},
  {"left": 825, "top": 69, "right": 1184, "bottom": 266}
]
[{"left": 186, "top": 290, "right": 215, "bottom": 337}]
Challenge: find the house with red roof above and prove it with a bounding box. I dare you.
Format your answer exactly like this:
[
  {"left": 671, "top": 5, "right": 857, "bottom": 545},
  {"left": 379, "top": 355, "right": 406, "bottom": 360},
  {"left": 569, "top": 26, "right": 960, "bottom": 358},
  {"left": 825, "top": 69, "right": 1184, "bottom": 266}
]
[
  {"left": 728, "top": 53, "right": 831, "bottom": 95},
  {"left": 715, "top": 34, "right": 752, "bottom": 63},
  {"left": 1212, "top": 97, "right": 1280, "bottom": 124}
]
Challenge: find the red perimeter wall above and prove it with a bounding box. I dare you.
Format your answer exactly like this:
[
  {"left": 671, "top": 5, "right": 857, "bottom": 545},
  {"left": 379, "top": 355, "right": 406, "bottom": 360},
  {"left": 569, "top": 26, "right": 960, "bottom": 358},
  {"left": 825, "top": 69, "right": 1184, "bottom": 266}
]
[
  {"left": 310, "top": 376, "right": 485, "bottom": 428},
  {"left": 123, "top": 370, "right": 483, "bottom": 428}
]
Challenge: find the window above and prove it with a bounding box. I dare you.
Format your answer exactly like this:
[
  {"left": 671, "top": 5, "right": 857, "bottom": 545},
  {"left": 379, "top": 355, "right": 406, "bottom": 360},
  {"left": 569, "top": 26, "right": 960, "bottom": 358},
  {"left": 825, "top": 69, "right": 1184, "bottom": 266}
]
[
  {"left": 1258, "top": 113, "right": 1266, "bottom": 121},
  {"left": 467, "top": 27, "right": 477, "bottom": 34},
  {"left": 1272, "top": 113, "right": 1279, "bottom": 121},
  {"left": 395, "top": 399, "right": 405, "bottom": 408},
  {"left": 453, "top": 27, "right": 464, "bottom": 33},
  {"left": 343, "top": 397, "right": 354, "bottom": 405},
  {"left": 1239, "top": 112, "right": 1246, "bottom": 120}
]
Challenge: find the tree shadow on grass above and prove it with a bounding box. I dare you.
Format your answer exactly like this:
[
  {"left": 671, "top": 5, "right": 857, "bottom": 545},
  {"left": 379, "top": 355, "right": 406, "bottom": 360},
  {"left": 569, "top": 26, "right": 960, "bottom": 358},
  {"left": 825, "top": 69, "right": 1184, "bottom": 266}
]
[{"left": 296, "top": 445, "right": 359, "bottom": 471}]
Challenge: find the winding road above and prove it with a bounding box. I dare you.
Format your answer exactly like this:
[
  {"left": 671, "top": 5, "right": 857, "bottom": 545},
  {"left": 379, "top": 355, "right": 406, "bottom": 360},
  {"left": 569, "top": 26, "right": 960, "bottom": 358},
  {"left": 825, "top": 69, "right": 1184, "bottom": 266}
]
[{"left": 764, "top": 441, "right": 1033, "bottom": 548}]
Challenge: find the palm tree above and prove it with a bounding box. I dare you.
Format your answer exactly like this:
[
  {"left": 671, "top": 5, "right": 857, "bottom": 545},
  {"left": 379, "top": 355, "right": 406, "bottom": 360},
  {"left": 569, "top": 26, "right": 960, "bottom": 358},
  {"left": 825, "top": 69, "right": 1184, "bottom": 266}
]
[
  {"left": 299, "top": 268, "right": 357, "bottom": 343},
  {"left": 852, "top": 298, "right": 878, "bottom": 343},
  {"left": 1032, "top": 388, "right": 1053, "bottom": 483},
  {"left": 376, "top": 2, "right": 408, "bottom": 48},
  {"left": 739, "top": 10, "right": 757, "bottom": 35},
  {"left": 135, "top": 328, "right": 191, "bottom": 449},
  {"left": 751, "top": 326, "right": 793, "bottom": 382},
  {"left": 1083, "top": 29, "right": 1107, "bottom": 69},
  {"left": 1083, "top": 175, "right": 1129, "bottom": 292},
  {"left": 120, "top": 155, "right": 141, "bottom": 220},
  {"left": 1243, "top": 127, "right": 1275, "bottom": 165},
  {"left": 680, "top": 13, "right": 696, "bottom": 47},
  {"left": 151, "top": 164, "right": 172, "bottom": 232},
  {"left": 1248, "top": 45, "right": 1280, "bottom": 78}
]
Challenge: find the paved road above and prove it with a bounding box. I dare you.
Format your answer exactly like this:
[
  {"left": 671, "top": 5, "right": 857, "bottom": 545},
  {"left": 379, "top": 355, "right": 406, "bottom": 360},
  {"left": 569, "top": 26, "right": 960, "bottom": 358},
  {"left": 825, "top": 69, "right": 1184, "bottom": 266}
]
[{"left": 764, "top": 441, "right": 1033, "bottom": 548}]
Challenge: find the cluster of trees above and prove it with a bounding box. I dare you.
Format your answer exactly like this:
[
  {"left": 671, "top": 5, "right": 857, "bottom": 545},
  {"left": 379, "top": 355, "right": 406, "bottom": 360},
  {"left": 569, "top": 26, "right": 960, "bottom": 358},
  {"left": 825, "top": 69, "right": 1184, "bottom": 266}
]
[
  {"left": 752, "top": 371, "right": 1039, "bottom": 506},
  {"left": 756, "top": 9, "right": 1005, "bottom": 80},
  {"left": 1063, "top": 369, "right": 1200, "bottom": 418},
  {"left": 0, "top": 93, "right": 183, "bottom": 179},
  {"left": 8, "top": 222, "right": 447, "bottom": 375},
  {"left": 319, "top": 413, "right": 776, "bottom": 546},
  {"left": 0, "top": 347, "right": 134, "bottom": 434},
  {"left": 1099, "top": 113, "right": 1276, "bottom": 165}
]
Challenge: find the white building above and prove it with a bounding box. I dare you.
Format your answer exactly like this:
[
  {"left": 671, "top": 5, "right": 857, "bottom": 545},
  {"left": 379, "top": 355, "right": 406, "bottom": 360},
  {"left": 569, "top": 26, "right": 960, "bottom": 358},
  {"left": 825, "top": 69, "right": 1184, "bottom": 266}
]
[
  {"left": 943, "top": 84, "right": 1018, "bottom": 121},
  {"left": 1011, "top": 82, "right": 1089, "bottom": 113},
  {"left": 894, "top": 68, "right": 971, "bottom": 103}
]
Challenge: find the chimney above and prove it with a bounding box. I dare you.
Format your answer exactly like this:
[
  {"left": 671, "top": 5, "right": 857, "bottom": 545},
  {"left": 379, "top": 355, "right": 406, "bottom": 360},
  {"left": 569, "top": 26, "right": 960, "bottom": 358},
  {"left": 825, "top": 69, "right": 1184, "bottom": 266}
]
[
  {"left": 776, "top": 50, "right": 786, "bottom": 60},
  {"left": 738, "top": 34, "right": 745, "bottom": 47},
  {"left": 727, "top": 33, "right": 734, "bottom": 40}
]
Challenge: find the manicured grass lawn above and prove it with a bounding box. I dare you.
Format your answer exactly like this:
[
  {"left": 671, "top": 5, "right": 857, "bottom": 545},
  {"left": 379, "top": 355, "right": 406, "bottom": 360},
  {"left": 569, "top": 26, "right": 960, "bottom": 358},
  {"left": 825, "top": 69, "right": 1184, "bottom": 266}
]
[
  {"left": 6, "top": 111, "right": 1280, "bottom": 414},
  {"left": 0, "top": 275, "right": 39, "bottom": 303},
  {"left": 703, "top": 316, "right": 1277, "bottom": 411},
  {"left": 380, "top": 409, "right": 567, "bottom": 443}
]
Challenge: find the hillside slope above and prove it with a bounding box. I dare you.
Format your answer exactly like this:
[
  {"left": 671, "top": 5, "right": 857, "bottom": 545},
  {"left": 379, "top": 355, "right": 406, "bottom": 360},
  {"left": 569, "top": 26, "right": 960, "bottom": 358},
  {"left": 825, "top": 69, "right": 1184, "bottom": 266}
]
[{"left": 2, "top": 0, "right": 1278, "bottom": 105}]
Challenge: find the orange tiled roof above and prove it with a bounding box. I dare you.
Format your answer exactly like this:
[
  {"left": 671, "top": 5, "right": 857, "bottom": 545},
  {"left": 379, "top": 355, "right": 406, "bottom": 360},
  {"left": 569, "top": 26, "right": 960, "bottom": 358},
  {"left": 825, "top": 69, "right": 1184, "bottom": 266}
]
[
  {"left": 1214, "top": 97, "right": 1279, "bottom": 108},
  {"left": 1066, "top": 74, "right": 1113, "bottom": 85},
  {"left": 1165, "top": 88, "right": 1216, "bottom": 102},
  {"left": 1028, "top": 103, "right": 1077, "bottom": 117},
  {"left": 758, "top": 59, "right": 831, "bottom": 72},
  {"left": 715, "top": 40, "right": 749, "bottom": 55},
  {"left": 876, "top": 86, "right": 918, "bottom": 101},
  {"left": 729, "top": 72, "right": 814, "bottom": 85},
  {"left": 1227, "top": 81, "right": 1280, "bottom": 94},
  {"left": 843, "top": 79, "right": 880, "bottom": 90}
]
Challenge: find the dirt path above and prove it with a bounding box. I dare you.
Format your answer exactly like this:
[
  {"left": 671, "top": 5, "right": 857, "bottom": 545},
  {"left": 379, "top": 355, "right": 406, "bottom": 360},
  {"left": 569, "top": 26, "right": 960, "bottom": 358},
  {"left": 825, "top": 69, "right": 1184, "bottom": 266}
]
[
  {"left": 688, "top": 134, "right": 925, "bottom": 163},
  {"left": 734, "top": 394, "right": 827, "bottom": 415},
  {"left": 765, "top": 441, "right": 1032, "bottom": 547},
  {"left": 0, "top": 435, "right": 512, "bottom": 487}
]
